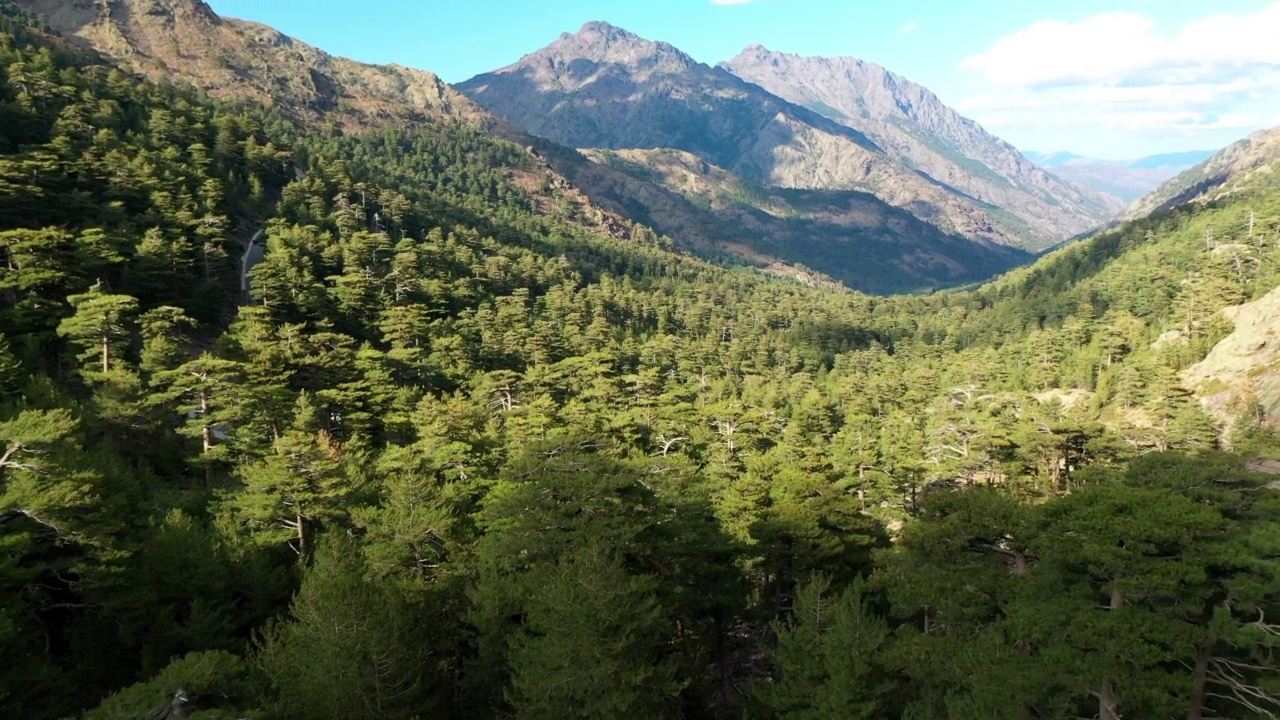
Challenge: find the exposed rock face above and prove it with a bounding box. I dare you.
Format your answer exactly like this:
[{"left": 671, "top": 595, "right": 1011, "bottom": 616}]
[
  {"left": 1126, "top": 127, "right": 1280, "bottom": 220},
  {"left": 12, "top": 0, "right": 490, "bottom": 126},
  {"left": 1183, "top": 286, "right": 1280, "bottom": 433},
  {"left": 459, "top": 24, "right": 1115, "bottom": 251},
  {"left": 720, "top": 45, "right": 1124, "bottom": 243}
]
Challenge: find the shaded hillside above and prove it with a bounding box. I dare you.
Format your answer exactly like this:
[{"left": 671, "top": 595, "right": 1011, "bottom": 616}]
[{"left": 580, "top": 146, "right": 1029, "bottom": 292}]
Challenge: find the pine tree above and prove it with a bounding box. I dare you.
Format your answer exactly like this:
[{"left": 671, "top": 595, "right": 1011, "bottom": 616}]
[
  {"left": 56, "top": 284, "right": 139, "bottom": 375},
  {"left": 757, "top": 575, "right": 892, "bottom": 720},
  {"left": 258, "top": 534, "right": 442, "bottom": 720},
  {"left": 231, "top": 393, "right": 357, "bottom": 555},
  {"left": 506, "top": 542, "right": 680, "bottom": 720},
  {"left": 152, "top": 353, "right": 245, "bottom": 488}
]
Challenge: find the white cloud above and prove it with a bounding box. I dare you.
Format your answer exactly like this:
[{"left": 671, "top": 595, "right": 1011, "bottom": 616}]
[
  {"left": 962, "top": 5, "right": 1280, "bottom": 88},
  {"left": 898, "top": 21, "right": 918, "bottom": 36},
  {"left": 957, "top": 4, "right": 1280, "bottom": 158}
]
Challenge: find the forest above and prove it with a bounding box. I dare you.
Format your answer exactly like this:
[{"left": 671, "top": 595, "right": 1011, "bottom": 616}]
[{"left": 1, "top": 6, "right": 1279, "bottom": 719}]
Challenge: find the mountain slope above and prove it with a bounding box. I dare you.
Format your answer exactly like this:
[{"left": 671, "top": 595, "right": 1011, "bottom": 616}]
[
  {"left": 1125, "top": 127, "right": 1280, "bottom": 220},
  {"left": 12, "top": 0, "right": 490, "bottom": 126},
  {"left": 11, "top": 0, "right": 1031, "bottom": 292},
  {"left": 579, "top": 146, "right": 1029, "bottom": 292},
  {"left": 457, "top": 22, "right": 1097, "bottom": 253},
  {"left": 719, "top": 45, "right": 1124, "bottom": 232}
]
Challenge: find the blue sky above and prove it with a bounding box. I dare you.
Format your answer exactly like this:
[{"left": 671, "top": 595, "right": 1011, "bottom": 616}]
[{"left": 206, "top": 0, "right": 1280, "bottom": 160}]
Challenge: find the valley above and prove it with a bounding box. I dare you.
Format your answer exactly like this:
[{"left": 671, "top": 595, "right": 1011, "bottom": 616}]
[{"left": 1, "top": 1, "right": 1278, "bottom": 719}]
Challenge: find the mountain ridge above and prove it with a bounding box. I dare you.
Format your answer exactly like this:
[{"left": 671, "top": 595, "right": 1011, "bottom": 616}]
[
  {"left": 1125, "top": 127, "right": 1280, "bottom": 220},
  {"left": 1026, "top": 150, "right": 1217, "bottom": 202},
  {"left": 459, "top": 23, "right": 1119, "bottom": 253},
  {"left": 12, "top": 0, "right": 493, "bottom": 127},
  {"left": 717, "top": 44, "right": 1125, "bottom": 234}
]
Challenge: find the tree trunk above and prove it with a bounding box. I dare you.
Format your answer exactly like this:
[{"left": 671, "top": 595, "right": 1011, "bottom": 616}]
[
  {"left": 200, "top": 389, "right": 214, "bottom": 489},
  {"left": 101, "top": 334, "right": 110, "bottom": 373},
  {"left": 1099, "top": 681, "right": 1120, "bottom": 720},
  {"left": 714, "top": 611, "right": 730, "bottom": 705},
  {"left": 1099, "top": 586, "right": 1124, "bottom": 720},
  {"left": 296, "top": 509, "right": 307, "bottom": 556},
  {"left": 1187, "top": 635, "right": 1217, "bottom": 720}
]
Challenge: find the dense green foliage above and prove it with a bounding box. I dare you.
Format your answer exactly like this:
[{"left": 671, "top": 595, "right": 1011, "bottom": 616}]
[{"left": 1, "top": 11, "right": 1278, "bottom": 719}]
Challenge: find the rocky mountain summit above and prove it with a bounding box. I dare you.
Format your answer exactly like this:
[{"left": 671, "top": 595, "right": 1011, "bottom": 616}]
[{"left": 460, "top": 24, "right": 1119, "bottom": 252}]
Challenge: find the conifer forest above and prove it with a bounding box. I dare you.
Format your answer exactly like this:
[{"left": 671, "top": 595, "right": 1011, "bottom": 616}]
[{"left": 1, "top": 4, "right": 1279, "bottom": 719}]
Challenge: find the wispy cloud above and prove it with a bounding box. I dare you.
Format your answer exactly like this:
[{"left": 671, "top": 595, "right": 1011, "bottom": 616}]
[
  {"left": 897, "top": 22, "right": 918, "bottom": 36},
  {"left": 957, "top": 3, "right": 1280, "bottom": 157}
]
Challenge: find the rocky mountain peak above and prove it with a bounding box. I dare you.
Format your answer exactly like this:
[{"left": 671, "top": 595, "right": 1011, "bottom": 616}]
[
  {"left": 532, "top": 20, "right": 695, "bottom": 75},
  {"left": 719, "top": 45, "right": 1124, "bottom": 237},
  {"left": 132, "top": 0, "right": 220, "bottom": 24},
  {"left": 570, "top": 20, "right": 639, "bottom": 45},
  {"left": 460, "top": 23, "right": 1122, "bottom": 251}
]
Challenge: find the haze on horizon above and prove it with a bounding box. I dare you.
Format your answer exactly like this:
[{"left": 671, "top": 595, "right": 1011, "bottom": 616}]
[{"left": 204, "top": 0, "right": 1280, "bottom": 161}]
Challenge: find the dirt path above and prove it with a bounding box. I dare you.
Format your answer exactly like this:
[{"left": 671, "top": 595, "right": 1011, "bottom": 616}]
[{"left": 240, "top": 228, "right": 265, "bottom": 303}]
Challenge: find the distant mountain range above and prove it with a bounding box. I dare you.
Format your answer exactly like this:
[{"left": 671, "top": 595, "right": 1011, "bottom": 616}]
[
  {"left": 1024, "top": 150, "right": 1215, "bottom": 202},
  {"left": 459, "top": 23, "right": 1120, "bottom": 257}
]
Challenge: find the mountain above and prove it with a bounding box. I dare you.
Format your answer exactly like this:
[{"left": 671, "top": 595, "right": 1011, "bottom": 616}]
[
  {"left": 1023, "top": 151, "right": 1086, "bottom": 166},
  {"left": 1025, "top": 150, "right": 1216, "bottom": 202},
  {"left": 12, "top": 0, "right": 492, "bottom": 127},
  {"left": 11, "top": 1, "right": 1029, "bottom": 292},
  {"left": 1125, "top": 127, "right": 1280, "bottom": 220},
  {"left": 718, "top": 45, "right": 1124, "bottom": 234},
  {"left": 458, "top": 23, "right": 1115, "bottom": 253},
  {"left": 1130, "top": 150, "right": 1216, "bottom": 170}
]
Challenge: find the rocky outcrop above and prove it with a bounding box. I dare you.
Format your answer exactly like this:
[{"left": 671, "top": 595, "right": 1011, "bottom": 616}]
[{"left": 1183, "top": 286, "right": 1280, "bottom": 432}]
